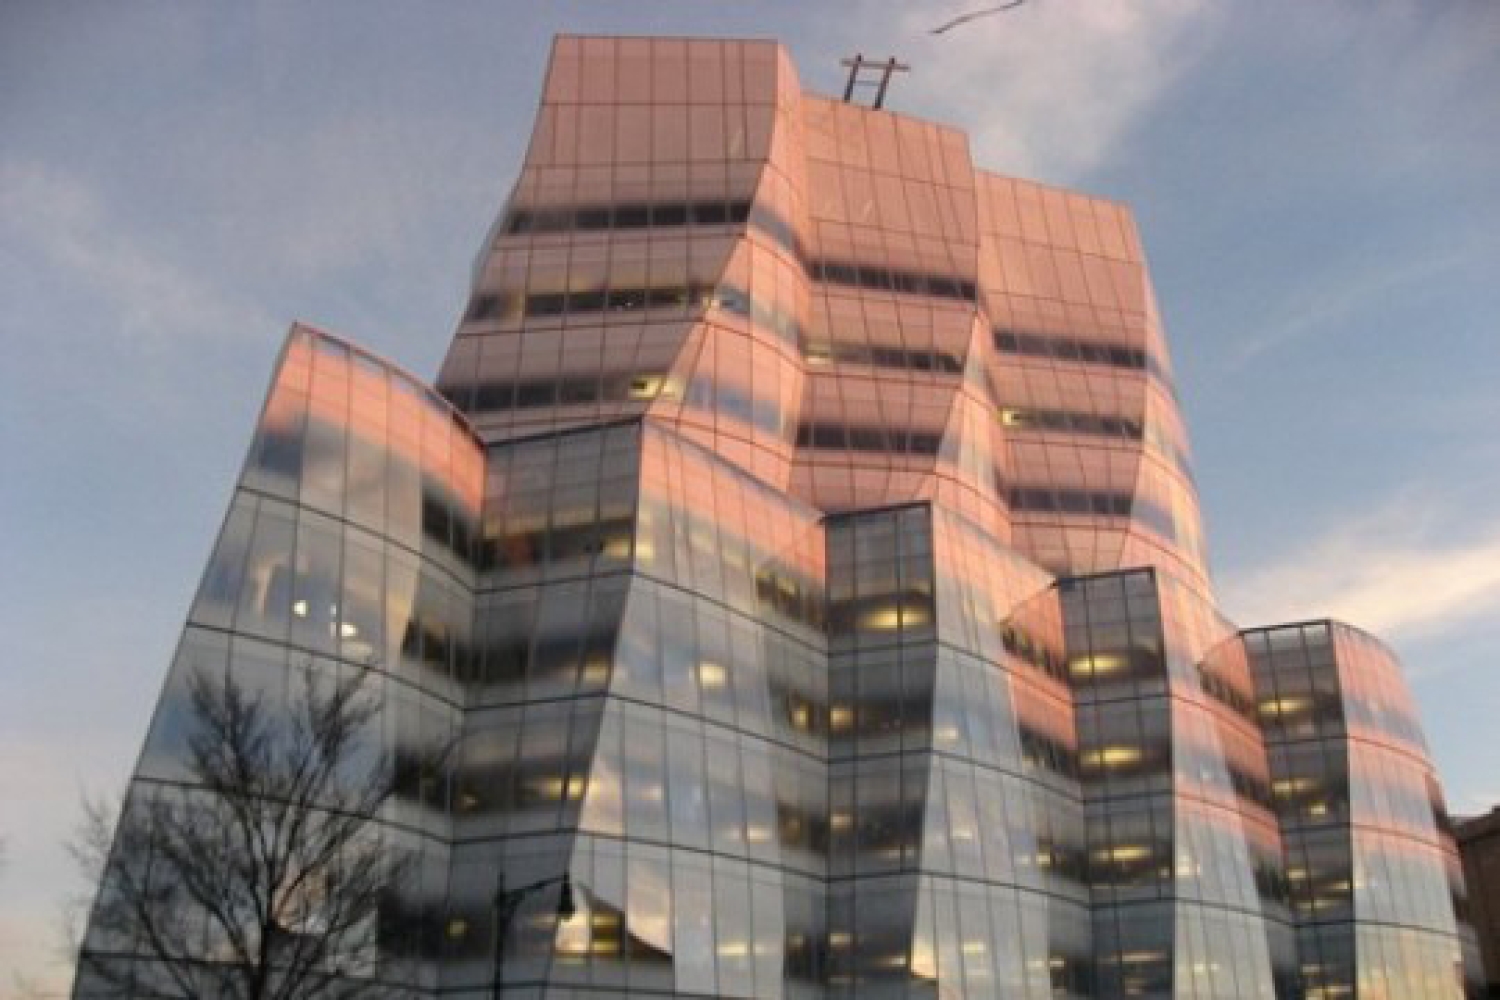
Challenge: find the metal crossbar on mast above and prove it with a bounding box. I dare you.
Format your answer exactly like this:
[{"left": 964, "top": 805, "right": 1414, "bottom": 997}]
[{"left": 839, "top": 53, "right": 910, "bottom": 109}]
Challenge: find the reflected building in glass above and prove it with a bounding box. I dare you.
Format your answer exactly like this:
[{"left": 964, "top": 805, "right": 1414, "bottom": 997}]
[{"left": 76, "top": 35, "right": 1481, "bottom": 999}]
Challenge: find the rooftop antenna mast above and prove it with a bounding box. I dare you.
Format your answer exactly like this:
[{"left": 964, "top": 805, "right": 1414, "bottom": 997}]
[{"left": 840, "top": 54, "right": 910, "bottom": 109}]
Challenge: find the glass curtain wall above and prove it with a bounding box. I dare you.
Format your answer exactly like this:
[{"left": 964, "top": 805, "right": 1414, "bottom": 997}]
[
  {"left": 76, "top": 34, "right": 1480, "bottom": 1000},
  {"left": 76, "top": 326, "right": 484, "bottom": 997},
  {"left": 1248, "top": 622, "right": 1477, "bottom": 999}
]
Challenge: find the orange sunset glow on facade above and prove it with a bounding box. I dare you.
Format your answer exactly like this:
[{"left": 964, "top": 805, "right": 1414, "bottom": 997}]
[{"left": 73, "top": 36, "right": 1481, "bottom": 999}]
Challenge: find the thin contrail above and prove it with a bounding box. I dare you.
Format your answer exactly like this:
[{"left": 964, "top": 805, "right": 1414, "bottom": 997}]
[{"left": 931, "top": 0, "right": 1028, "bottom": 35}]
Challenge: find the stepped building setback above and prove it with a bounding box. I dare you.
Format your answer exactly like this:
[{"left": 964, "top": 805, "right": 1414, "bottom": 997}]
[{"left": 77, "top": 36, "right": 1482, "bottom": 999}]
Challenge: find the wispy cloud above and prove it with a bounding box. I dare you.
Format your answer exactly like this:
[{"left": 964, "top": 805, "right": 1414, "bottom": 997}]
[
  {"left": 885, "top": 0, "right": 1226, "bottom": 181},
  {"left": 1227, "top": 246, "right": 1476, "bottom": 367},
  {"left": 1221, "top": 492, "right": 1500, "bottom": 638},
  {"left": 0, "top": 160, "right": 276, "bottom": 350}
]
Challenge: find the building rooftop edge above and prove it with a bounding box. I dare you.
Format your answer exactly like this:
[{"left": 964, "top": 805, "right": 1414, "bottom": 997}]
[{"left": 545, "top": 33, "right": 1135, "bottom": 209}]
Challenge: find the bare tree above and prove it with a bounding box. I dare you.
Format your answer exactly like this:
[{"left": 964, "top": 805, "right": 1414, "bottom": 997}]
[{"left": 72, "top": 666, "right": 413, "bottom": 999}]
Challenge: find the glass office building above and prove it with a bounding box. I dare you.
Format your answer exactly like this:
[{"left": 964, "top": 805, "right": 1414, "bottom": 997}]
[{"left": 76, "top": 36, "right": 1480, "bottom": 999}]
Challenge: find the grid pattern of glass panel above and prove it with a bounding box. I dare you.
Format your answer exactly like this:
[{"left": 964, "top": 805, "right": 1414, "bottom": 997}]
[
  {"left": 1248, "top": 622, "right": 1475, "bottom": 998},
  {"left": 77, "top": 33, "right": 1479, "bottom": 1000},
  {"left": 77, "top": 326, "right": 485, "bottom": 996}
]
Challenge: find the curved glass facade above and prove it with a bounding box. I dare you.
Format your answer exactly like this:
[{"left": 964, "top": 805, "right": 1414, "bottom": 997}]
[
  {"left": 1246, "top": 623, "right": 1479, "bottom": 998},
  {"left": 78, "top": 35, "right": 1478, "bottom": 1000},
  {"left": 76, "top": 326, "right": 486, "bottom": 996}
]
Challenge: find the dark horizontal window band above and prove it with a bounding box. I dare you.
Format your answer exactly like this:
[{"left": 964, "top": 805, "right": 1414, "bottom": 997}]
[
  {"left": 499, "top": 197, "right": 979, "bottom": 304},
  {"left": 794, "top": 422, "right": 943, "bottom": 456},
  {"left": 809, "top": 259, "right": 977, "bottom": 303},
  {"left": 440, "top": 373, "right": 669, "bottom": 413},
  {"left": 1001, "top": 407, "right": 1144, "bottom": 441},
  {"left": 466, "top": 283, "right": 714, "bottom": 324},
  {"left": 1007, "top": 487, "right": 1180, "bottom": 544},
  {"left": 442, "top": 373, "right": 786, "bottom": 438},
  {"left": 505, "top": 199, "right": 806, "bottom": 267},
  {"left": 1009, "top": 487, "right": 1132, "bottom": 518},
  {"left": 505, "top": 198, "right": 753, "bottom": 237},
  {"left": 464, "top": 281, "right": 806, "bottom": 352},
  {"left": 803, "top": 340, "right": 964, "bottom": 374},
  {"left": 995, "top": 328, "right": 1178, "bottom": 395},
  {"left": 996, "top": 328, "right": 1147, "bottom": 370}
]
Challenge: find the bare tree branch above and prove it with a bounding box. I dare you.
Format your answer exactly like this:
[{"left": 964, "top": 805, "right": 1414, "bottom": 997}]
[{"left": 71, "top": 663, "right": 417, "bottom": 999}]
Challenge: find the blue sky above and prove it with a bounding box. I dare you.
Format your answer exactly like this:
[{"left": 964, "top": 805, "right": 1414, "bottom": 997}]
[{"left": 3, "top": 1, "right": 1498, "bottom": 992}]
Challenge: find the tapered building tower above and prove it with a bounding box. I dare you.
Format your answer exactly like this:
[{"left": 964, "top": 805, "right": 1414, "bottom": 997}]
[{"left": 76, "top": 36, "right": 1480, "bottom": 999}]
